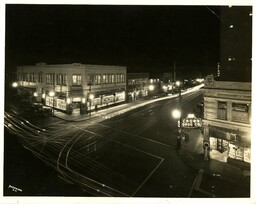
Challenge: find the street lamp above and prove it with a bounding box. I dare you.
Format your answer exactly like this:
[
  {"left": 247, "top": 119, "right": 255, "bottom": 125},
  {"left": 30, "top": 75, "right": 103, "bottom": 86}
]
[
  {"left": 12, "top": 82, "right": 18, "bottom": 88},
  {"left": 49, "top": 91, "right": 55, "bottom": 114},
  {"left": 173, "top": 81, "right": 182, "bottom": 149},
  {"left": 149, "top": 84, "right": 155, "bottom": 91},
  {"left": 172, "top": 109, "right": 181, "bottom": 119},
  {"left": 172, "top": 108, "right": 182, "bottom": 149}
]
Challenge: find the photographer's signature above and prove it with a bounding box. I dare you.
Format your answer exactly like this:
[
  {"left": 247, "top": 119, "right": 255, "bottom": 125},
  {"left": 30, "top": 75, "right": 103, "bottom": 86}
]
[{"left": 8, "top": 185, "right": 22, "bottom": 193}]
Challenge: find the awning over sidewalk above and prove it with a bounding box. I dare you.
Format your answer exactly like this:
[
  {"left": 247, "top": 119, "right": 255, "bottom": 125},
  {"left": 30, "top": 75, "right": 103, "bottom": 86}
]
[
  {"left": 93, "top": 88, "right": 125, "bottom": 97},
  {"left": 210, "top": 126, "right": 250, "bottom": 146}
]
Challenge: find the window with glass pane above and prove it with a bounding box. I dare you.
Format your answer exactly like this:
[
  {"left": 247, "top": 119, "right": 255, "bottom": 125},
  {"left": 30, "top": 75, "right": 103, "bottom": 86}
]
[
  {"left": 38, "top": 72, "right": 43, "bottom": 83},
  {"left": 63, "top": 75, "right": 67, "bottom": 85},
  {"left": 95, "top": 75, "right": 101, "bottom": 85},
  {"left": 57, "top": 75, "right": 61, "bottom": 85},
  {"left": 30, "top": 73, "right": 35, "bottom": 82},
  {"left": 116, "top": 74, "right": 120, "bottom": 83},
  {"left": 46, "top": 73, "right": 55, "bottom": 84},
  {"left": 232, "top": 103, "right": 248, "bottom": 112},
  {"left": 72, "top": 74, "right": 82, "bottom": 85},
  {"left": 112, "top": 75, "right": 115, "bottom": 83},
  {"left": 25, "top": 73, "right": 29, "bottom": 81},
  {"left": 109, "top": 75, "right": 113, "bottom": 83},
  {"left": 46, "top": 74, "right": 50, "bottom": 84},
  {"left": 217, "top": 101, "right": 227, "bottom": 120},
  {"left": 121, "top": 74, "right": 125, "bottom": 82},
  {"left": 232, "top": 103, "right": 249, "bottom": 123},
  {"left": 105, "top": 75, "right": 109, "bottom": 83}
]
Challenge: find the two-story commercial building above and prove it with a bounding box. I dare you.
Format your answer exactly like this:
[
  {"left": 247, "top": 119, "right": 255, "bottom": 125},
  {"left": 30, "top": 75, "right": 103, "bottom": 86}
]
[
  {"left": 16, "top": 63, "right": 127, "bottom": 113},
  {"left": 127, "top": 73, "right": 149, "bottom": 101},
  {"left": 202, "top": 75, "right": 251, "bottom": 164}
]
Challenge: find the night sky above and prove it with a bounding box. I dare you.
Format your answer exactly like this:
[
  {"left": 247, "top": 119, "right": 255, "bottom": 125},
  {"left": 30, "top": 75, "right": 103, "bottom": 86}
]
[{"left": 5, "top": 5, "right": 221, "bottom": 75}]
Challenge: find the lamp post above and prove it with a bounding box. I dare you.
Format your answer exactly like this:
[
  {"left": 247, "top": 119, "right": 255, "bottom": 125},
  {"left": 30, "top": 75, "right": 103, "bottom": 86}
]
[
  {"left": 176, "top": 81, "right": 182, "bottom": 127},
  {"left": 172, "top": 108, "right": 182, "bottom": 149},
  {"left": 49, "top": 91, "right": 55, "bottom": 114},
  {"left": 172, "top": 81, "right": 182, "bottom": 149}
]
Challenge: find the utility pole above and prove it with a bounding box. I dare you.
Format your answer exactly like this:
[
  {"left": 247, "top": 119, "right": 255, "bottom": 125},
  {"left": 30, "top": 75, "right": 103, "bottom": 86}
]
[{"left": 173, "top": 60, "right": 176, "bottom": 82}]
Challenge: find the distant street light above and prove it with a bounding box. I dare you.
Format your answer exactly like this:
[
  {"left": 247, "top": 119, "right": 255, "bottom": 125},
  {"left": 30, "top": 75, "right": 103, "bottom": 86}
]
[
  {"left": 176, "top": 81, "right": 181, "bottom": 87},
  {"left": 12, "top": 82, "right": 18, "bottom": 88},
  {"left": 149, "top": 85, "right": 155, "bottom": 91}
]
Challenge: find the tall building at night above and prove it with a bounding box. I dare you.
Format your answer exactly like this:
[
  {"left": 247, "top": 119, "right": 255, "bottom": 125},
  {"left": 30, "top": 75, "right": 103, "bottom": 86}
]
[
  {"left": 15, "top": 63, "right": 126, "bottom": 113},
  {"left": 218, "top": 6, "right": 252, "bottom": 81}
]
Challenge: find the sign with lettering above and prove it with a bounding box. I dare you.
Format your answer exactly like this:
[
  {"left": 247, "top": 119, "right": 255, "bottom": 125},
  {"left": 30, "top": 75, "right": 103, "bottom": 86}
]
[{"left": 181, "top": 115, "right": 202, "bottom": 128}]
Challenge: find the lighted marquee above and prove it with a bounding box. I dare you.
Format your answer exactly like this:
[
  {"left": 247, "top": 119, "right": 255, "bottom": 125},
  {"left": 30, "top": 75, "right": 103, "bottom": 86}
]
[{"left": 178, "top": 114, "right": 202, "bottom": 128}]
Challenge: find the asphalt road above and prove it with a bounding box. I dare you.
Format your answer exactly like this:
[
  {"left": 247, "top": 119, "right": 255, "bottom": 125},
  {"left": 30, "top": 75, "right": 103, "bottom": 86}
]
[{"left": 6, "top": 89, "right": 243, "bottom": 197}]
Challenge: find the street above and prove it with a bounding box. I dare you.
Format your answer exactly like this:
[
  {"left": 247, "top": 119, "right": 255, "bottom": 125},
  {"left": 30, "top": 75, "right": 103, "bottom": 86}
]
[{"left": 4, "top": 88, "right": 249, "bottom": 197}]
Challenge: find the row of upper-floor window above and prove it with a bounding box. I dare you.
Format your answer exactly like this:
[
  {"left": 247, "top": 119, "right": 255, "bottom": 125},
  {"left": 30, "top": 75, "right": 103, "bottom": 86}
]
[
  {"left": 93, "top": 74, "right": 125, "bottom": 85},
  {"left": 217, "top": 101, "right": 250, "bottom": 123},
  {"left": 128, "top": 79, "right": 149, "bottom": 85},
  {"left": 17, "top": 73, "right": 126, "bottom": 86}
]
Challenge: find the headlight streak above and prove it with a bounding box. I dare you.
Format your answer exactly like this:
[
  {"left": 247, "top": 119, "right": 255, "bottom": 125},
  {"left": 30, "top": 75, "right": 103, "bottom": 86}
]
[
  {"left": 4, "top": 111, "right": 134, "bottom": 196},
  {"left": 64, "top": 135, "right": 129, "bottom": 196},
  {"left": 64, "top": 135, "right": 135, "bottom": 194},
  {"left": 71, "top": 125, "right": 164, "bottom": 194}
]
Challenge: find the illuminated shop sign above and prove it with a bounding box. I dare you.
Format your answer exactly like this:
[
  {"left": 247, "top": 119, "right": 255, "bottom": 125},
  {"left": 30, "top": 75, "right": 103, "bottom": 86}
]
[{"left": 180, "top": 115, "right": 202, "bottom": 128}]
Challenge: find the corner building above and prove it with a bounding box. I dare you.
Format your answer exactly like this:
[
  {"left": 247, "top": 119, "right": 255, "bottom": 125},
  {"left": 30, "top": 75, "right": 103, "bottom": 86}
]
[
  {"left": 202, "top": 75, "right": 251, "bottom": 164},
  {"left": 16, "top": 63, "right": 126, "bottom": 112}
]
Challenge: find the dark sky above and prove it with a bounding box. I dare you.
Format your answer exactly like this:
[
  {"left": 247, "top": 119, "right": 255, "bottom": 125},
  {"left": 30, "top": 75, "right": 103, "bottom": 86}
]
[{"left": 5, "top": 5, "right": 221, "bottom": 75}]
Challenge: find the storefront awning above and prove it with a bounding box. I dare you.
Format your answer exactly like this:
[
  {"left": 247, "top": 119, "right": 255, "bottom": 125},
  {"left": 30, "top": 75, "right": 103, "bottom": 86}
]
[{"left": 210, "top": 125, "right": 251, "bottom": 146}]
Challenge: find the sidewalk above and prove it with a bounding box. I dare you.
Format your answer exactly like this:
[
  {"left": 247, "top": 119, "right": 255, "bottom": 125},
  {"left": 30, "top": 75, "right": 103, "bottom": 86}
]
[
  {"left": 52, "top": 92, "right": 183, "bottom": 122},
  {"left": 50, "top": 84, "right": 205, "bottom": 122},
  {"left": 178, "top": 129, "right": 250, "bottom": 186},
  {"left": 53, "top": 97, "right": 159, "bottom": 122}
]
